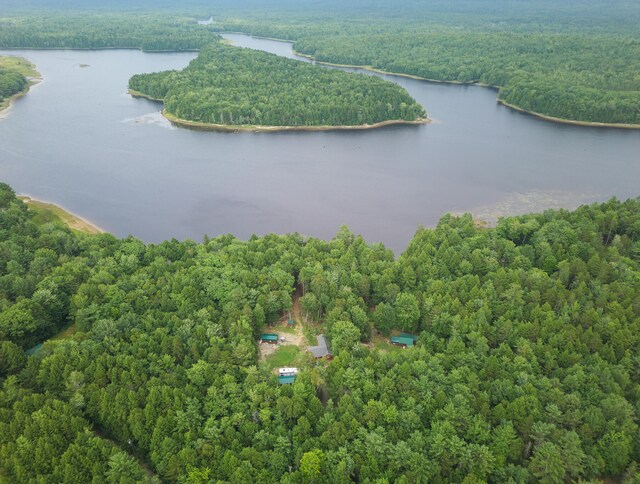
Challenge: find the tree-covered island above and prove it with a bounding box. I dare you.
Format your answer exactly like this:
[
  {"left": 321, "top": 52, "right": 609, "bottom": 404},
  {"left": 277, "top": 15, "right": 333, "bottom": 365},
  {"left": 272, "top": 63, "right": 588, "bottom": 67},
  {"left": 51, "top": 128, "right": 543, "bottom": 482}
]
[{"left": 128, "top": 42, "right": 427, "bottom": 131}]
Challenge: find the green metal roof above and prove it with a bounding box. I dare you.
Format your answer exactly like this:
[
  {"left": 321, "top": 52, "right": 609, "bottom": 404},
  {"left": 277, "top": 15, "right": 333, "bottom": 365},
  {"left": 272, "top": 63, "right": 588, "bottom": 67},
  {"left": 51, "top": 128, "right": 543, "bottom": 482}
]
[
  {"left": 278, "top": 375, "right": 296, "bottom": 384},
  {"left": 261, "top": 333, "right": 278, "bottom": 341},
  {"left": 399, "top": 333, "right": 418, "bottom": 342},
  {"left": 288, "top": 319, "right": 295, "bottom": 325},
  {"left": 391, "top": 336, "right": 415, "bottom": 347}
]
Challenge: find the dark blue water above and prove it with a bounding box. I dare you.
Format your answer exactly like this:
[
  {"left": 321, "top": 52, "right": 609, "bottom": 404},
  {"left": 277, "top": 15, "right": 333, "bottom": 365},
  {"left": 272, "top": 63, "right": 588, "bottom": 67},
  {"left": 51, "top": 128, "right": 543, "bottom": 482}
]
[{"left": 1, "top": 35, "right": 638, "bottom": 252}]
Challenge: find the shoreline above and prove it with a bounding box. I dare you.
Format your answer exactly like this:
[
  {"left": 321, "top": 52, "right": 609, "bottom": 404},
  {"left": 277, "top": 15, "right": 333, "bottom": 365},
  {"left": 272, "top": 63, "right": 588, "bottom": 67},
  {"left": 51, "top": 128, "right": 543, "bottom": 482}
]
[
  {"left": 0, "top": 55, "right": 42, "bottom": 118},
  {"left": 221, "top": 32, "right": 640, "bottom": 130},
  {"left": 497, "top": 99, "right": 640, "bottom": 129},
  {"left": 18, "top": 195, "right": 104, "bottom": 235},
  {"left": 0, "top": 46, "right": 199, "bottom": 53},
  {"left": 295, "top": 52, "right": 640, "bottom": 130},
  {"left": 0, "top": 78, "right": 43, "bottom": 119},
  {"left": 296, "top": 52, "right": 640, "bottom": 130},
  {"left": 128, "top": 89, "right": 163, "bottom": 102},
  {"left": 129, "top": 89, "right": 429, "bottom": 130},
  {"left": 293, "top": 50, "right": 472, "bottom": 85},
  {"left": 162, "top": 110, "right": 429, "bottom": 132},
  {"left": 4, "top": 38, "right": 637, "bottom": 129}
]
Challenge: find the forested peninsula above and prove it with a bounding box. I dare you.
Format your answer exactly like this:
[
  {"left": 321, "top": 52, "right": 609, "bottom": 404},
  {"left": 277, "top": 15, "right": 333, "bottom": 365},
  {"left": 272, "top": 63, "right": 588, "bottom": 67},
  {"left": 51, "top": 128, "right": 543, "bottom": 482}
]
[
  {"left": 1, "top": 180, "right": 640, "bottom": 482},
  {"left": 128, "top": 42, "right": 426, "bottom": 130},
  {"left": 207, "top": 0, "right": 640, "bottom": 127},
  {"left": 1, "top": 2, "right": 639, "bottom": 126},
  {"left": 216, "top": 24, "right": 640, "bottom": 127},
  {"left": 0, "top": 14, "right": 220, "bottom": 51},
  {"left": 0, "top": 56, "right": 39, "bottom": 113},
  {"left": 301, "top": 32, "right": 640, "bottom": 127}
]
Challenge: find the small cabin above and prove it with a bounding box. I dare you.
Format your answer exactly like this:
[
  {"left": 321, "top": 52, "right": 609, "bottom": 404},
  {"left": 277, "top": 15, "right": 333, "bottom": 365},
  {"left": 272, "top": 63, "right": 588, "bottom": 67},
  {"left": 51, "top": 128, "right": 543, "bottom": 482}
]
[
  {"left": 260, "top": 333, "right": 279, "bottom": 344},
  {"left": 287, "top": 318, "right": 295, "bottom": 327},
  {"left": 391, "top": 334, "right": 417, "bottom": 348},
  {"left": 309, "top": 334, "right": 332, "bottom": 359}
]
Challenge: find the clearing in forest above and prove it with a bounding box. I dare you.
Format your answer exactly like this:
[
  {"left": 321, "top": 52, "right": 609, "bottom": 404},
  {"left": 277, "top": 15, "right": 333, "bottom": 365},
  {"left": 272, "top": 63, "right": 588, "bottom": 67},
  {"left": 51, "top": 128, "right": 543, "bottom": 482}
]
[{"left": 259, "top": 286, "right": 316, "bottom": 369}]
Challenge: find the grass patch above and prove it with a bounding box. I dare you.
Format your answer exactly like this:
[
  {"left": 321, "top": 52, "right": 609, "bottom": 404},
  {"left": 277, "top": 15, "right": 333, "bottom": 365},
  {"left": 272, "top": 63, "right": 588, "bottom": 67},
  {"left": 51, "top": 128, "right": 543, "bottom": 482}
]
[
  {"left": 303, "top": 325, "right": 320, "bottom": 346},
  {"left": 0, "top": 56, "right": 40, "bottom": 78},
  {"left": 263, "top": 345, "right": 301, "bottom": 371},
  {"left": 19, "top": 197, "right": 102, "bottom": 235},
  {"left": 371, "top": 334, "right": 404, "bottom": 353},
  {"left": 21, "top": 197, "right": 64, "bottom": 226}
]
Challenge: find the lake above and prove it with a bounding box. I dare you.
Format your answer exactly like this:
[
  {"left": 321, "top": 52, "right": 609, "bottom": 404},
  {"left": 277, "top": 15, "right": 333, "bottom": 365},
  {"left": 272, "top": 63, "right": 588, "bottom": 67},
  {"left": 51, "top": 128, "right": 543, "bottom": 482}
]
[{"left": 1, "top": 34, "right": 639, "bottom": 253}]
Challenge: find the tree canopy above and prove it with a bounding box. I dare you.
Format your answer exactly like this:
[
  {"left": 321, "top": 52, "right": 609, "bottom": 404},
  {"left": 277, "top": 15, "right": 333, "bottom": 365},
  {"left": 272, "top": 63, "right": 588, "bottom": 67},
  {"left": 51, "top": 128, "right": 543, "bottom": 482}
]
[
  {"left": 129, "top": 42, "right": 425, "bottom": 128},
  {"left": 216, "top": 14, "right": 640, "bottom": 126},
  {"left": 0, "top": 14, "right": 220, "bottom": 51},
  {"left": 1, "top": 181, "right": 640, "bottom": 482}
]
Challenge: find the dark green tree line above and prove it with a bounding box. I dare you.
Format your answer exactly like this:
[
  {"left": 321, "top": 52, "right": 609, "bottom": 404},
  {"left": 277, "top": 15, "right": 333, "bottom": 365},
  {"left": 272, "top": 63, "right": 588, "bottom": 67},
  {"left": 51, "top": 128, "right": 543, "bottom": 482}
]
[{"left": 0, "top": 14, "right": 220, "bottom": 51}]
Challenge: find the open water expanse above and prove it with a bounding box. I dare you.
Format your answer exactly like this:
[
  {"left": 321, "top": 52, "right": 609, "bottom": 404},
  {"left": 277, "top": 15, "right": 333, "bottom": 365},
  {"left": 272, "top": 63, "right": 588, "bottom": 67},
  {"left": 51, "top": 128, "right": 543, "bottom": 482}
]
[{"left": 1, "top": 33, "right": 639, "bottom": 252}]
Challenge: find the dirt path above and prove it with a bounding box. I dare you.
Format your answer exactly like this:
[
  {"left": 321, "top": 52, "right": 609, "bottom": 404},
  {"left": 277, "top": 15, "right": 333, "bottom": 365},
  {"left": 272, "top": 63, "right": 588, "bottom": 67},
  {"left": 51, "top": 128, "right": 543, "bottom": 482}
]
[
  {"left": 258, "top": 286, "right": 306, "bottom": 361},
  {"left": 292, "top": 285, "right": 302, "bottom": 322},
  {"left": 287, "top": 323, "right": 305, "bottom": 347},
  {"left": 92, "top": 426, "right": 158, "bottom": 479},
  {"left": 290, "top": 285, "right": 306, "bottom": 346}
]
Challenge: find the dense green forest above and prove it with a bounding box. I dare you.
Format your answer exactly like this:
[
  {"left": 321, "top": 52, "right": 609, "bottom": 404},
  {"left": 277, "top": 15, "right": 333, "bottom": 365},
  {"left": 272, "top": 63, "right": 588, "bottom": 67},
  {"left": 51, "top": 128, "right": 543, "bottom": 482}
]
[
  {"left": 291, "top": 30, "right": 640, "bottom": 125},
  {"left": 1, "top": 180, "right": 640, "bottom": 481},
  {"left": 212, "top": 19, "right": 640, "bottom": 125},
  {"left": 129, "top": 42, "right": 425, "bottom": 128},
  {"left": 0, "top": 14, "right": 220, "bottom": 51}
]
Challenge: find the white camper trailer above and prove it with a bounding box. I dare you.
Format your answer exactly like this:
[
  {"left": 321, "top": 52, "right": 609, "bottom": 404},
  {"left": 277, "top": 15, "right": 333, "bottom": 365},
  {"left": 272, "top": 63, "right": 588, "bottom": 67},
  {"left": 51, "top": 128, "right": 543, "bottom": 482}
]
[{"left": 278, "top": 368, "right": 299, "bottom": 376}]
